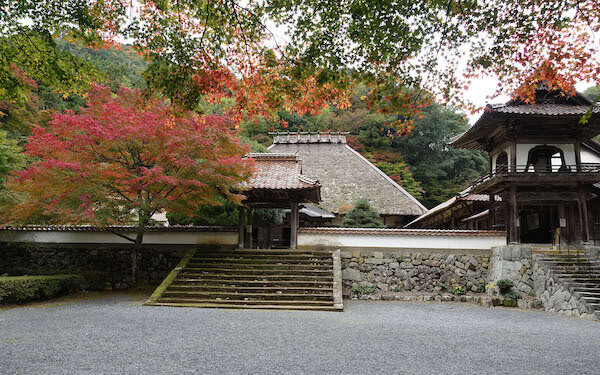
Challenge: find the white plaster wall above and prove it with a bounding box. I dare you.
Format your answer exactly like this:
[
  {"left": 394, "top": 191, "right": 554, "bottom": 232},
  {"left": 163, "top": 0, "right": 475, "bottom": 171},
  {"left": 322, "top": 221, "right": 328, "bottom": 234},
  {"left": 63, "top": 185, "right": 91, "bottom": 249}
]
[
  {"left": 491, "top": 146, "right": 510, "bottom": 171},
  {"left": 298, "top": 232, "right": 506, "bottom": 250},
  {"left": 516, "top": 143, "right": 576, "bottom": 167},
  {"left": 581, "top": 148, "right": 600, "bottom": 163},
  {"left": 0, "top": 231, "right": 238, "bottom": 245}
]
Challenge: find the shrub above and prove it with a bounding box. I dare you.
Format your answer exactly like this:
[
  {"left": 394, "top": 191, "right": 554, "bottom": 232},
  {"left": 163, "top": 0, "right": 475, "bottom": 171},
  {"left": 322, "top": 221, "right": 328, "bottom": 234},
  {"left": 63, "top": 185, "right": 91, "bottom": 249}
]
[
  {"left": 503, "top": 290, "right": 521, "bottom": 300},
  {"left": 497, "top": 279, "right": 515, "bottom": 295},
  {"left": 342, "top": 199, "right": 385, "bottom": 228},
  {"left": 353, "top": 282, "right": 378, "bottom": 297},
  {"left": 0, "top": 275, "right": 82, "bottom": 304}
]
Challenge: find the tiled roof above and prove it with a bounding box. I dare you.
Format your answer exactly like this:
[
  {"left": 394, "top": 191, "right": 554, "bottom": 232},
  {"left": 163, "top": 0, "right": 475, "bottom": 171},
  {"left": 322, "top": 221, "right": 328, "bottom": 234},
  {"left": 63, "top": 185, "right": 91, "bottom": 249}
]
[
  {"left": 244, "top": 153, "right": 320, "bottom": 190},
  {"left": 451, "top": 86, "right": 600, "bottom": 151},
  {"left": 0, "top": 225, "right": 237, "bottom": 232},
  {"left": 491, "top": 103, "right": 600, "bottom": 116},
  {"left": 270, "top": 131, "right": 347, "bottom": 144},
  {"left": 405, "top": 188, "right": 501, "bottom": 227},
  {"left": 268, "top": 141, "right": 427, "bottom": 216},
  {"left": 299, "top": 227, "right": 506, "bottom": 237}
]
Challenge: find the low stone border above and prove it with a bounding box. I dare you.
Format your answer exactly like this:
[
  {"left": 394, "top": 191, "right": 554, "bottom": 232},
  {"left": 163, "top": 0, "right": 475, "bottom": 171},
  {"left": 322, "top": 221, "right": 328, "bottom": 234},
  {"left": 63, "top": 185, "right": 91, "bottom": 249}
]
[{"left": 347, "top": 292, "right": 543, "bottom": 310}]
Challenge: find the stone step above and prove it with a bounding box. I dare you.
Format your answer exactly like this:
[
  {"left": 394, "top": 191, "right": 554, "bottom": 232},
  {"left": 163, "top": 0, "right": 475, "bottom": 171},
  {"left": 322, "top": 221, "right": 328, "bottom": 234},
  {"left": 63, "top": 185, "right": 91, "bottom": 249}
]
[
  {"left": 176, "top": 272, "right": 334, "bottom": 281},
  {"left": 152, "top": 302, "right": 343, "bottom": 311},
  {"left": 195, "top": 249, "right": 332, "bottom": 256},
  {"left": 585, "top": 303, "right": 600, "bottom": 310},
  {"left": 193, "top": 253, "right": 333, "bottom": 260},
  {"left": 157, "top": 297, "right": 334, "bottom": 305},
  {"left": 566, "top": 283, "right": 600, "bottom": 290},
  {"left": 189, "top": 258, "right": 333, "bottom": 265},
  {"left": 180, "top": 267, "right": 334, "bottom": 275},
  {"left": 552, "top": 271, "right": 600, "bottom": 279},
  {"left": 538, "top": 259, "right": 594, "bottom": 264},
  {"left": 146, "top": 248, "right": 343, "bottom": 311},
  {"left": 172, "top": 278, "right": 333, "bottom": 287},
  {"left": 184, "top": 263, "right": 334, "bottom": 270},
  {"left": 168, "top": 285, "right": 334, "bottom": 293},
  {"left": 162, "top": 290, "right": 333, "bottom": 299},
  {"left": 550, "top": 266, "right": 600, "bottom": 271}
]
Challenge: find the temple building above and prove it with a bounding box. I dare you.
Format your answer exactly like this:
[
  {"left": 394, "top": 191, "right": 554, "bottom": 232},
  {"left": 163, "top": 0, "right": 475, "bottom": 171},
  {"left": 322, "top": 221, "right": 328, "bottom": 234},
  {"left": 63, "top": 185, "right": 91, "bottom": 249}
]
[
  {"left": 240, "top": 153, "right": 321, "bottom": 249},
  {"left": 408, "top": 84, "right": 600, "bottom": 246},
  {"left": 268, "top": 132, "right": 427, "bottom": 227}
]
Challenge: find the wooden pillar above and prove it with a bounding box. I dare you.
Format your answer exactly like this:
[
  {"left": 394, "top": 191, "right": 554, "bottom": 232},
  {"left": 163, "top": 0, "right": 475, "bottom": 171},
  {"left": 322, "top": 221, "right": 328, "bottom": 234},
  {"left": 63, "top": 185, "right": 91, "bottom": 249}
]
[
  {"left": 578, "top": 183, "right": 590, "bottom": 244},
  {"left": 290, "top": 202, "right": 298, "bottom": 249},
  {"left": 509, "top": 184, "right": 519, "bottom": 244},
  {"left": 237, "top": 206, "right": 245, "bottom": 249},
  {"left": 574, "top": 141, "right": 582, "bottom": 172},
  {"left": 489, "top": 193, "right": 495, "bottom": 230},
  {"left": 510, "top": 142, "right": 517, "bottom": 173},
  {"left": 245, "top": 208, "right": 253, "bottom": 249}
]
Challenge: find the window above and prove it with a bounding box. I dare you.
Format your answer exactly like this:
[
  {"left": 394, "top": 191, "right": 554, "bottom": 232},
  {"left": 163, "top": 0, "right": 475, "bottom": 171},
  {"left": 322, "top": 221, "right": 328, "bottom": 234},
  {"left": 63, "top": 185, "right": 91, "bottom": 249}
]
[
  {"left": 495, "top": 152, "right": 508, "bottom": 173},
  {"left": 526, "top": 145, "right": 569, "bottom": 172}
]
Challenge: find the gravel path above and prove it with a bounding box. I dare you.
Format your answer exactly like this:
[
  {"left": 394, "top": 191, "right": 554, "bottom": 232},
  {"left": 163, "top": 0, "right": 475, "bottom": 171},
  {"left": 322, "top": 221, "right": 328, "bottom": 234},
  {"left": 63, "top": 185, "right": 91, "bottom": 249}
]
[{"left": 1, "top": 293, "right": 599, "bottom": 375}]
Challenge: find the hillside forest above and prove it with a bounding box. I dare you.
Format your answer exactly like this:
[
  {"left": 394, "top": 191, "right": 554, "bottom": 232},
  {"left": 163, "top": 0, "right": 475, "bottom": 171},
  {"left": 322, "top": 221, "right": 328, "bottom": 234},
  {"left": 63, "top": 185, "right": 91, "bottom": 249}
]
[{"left": 2, "top": 42, "right": 596, "bottom": 215}]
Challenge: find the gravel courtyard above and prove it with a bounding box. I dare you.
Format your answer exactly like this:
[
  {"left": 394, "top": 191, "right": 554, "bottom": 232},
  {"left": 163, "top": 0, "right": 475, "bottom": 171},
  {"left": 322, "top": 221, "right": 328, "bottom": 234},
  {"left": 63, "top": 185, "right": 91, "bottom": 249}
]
[{"left": 1, "top": 292, "right": 599, "bottom": 375}]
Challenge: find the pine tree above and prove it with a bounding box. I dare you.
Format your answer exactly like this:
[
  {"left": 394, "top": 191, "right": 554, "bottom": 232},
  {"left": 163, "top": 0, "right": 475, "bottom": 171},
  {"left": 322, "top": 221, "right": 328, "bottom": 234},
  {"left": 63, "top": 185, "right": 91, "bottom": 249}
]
[{"left": 341, "top": 199, "right": 385, "bottom": 228}]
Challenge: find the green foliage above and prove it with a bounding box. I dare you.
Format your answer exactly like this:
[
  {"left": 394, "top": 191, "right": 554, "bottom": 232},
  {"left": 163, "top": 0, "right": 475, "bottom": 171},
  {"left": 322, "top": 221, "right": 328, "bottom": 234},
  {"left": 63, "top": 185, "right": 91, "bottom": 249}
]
[
  {"left": 0, "top": 130, "right": 25, "bottom": 206},
  {"left": 393, "top": 104, "right": 488, "bottom": 208},
  {"left": 0, "top": 274, "right": 82, "bottom": 304},
  {"left": 584, "top": 86, "right": 600, "bottom": 102},
  {"left": 450, "top": 279, "right": 466, "bottom": 295},
  {"left": 352, "top": 282, "right": 378, "bottom": 297},
  {"left": 240, "top": 136, "right": 270, "bottom": 153},
  {"left": 342, "top": 199, "right": 385, "bottom": 228},
  {"left": 478, "top": 283, "right": 487, "bottom": 293},
  {"left": 497, "top": 279, "right": 515, "bottom": 295},
  {"left": 167, "top": 198, "right": 240, "bottom": 226},
  {"left": 503, "top": 290, "right": 521, "bottom": 300},
  {"left": 253, "top": 209, "right": 285, "bottom": 225}
]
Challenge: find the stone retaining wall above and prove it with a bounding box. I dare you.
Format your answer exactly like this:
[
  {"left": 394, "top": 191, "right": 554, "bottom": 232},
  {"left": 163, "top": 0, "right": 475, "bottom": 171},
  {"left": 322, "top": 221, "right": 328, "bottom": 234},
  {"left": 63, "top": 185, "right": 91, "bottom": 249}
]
[
  {"left": 1, "top": 244, "right": 186, "bottom": 289},
  {"left": 487, "top": 245, "right": 535, "bottom": 294},
  {"left": 340, "top": 250, "right": 489, "bottom": 292},
  {"left": 533, "top": 257, "right": 596, "bottom": 320}
]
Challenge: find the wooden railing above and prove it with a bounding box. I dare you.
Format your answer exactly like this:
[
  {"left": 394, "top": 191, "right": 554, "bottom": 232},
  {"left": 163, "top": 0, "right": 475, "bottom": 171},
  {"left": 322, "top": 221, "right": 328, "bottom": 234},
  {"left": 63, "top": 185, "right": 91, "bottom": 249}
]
[{"left": 470, "top": 163, "right": 600, "bottom": 188}]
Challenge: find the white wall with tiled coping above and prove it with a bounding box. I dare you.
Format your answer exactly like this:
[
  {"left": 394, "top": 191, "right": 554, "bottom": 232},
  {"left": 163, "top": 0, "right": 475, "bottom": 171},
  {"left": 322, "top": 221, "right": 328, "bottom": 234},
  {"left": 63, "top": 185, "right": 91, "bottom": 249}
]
[
  {"left": 0, "top": 227, "right": 507, "bottom": 251},
  {"left": 297, "top": 228, "right": 507, "bottom": 251}
]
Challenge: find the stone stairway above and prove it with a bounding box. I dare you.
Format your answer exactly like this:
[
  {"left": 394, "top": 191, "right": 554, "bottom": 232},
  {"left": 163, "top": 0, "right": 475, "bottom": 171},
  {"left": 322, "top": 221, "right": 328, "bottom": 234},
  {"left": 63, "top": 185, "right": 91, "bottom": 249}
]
[
  {"left": 145, "top": 248, "right": 343, "bottom": 311},
  {"left": 535, "top": 252, "right": 600, "bottom": 320}
]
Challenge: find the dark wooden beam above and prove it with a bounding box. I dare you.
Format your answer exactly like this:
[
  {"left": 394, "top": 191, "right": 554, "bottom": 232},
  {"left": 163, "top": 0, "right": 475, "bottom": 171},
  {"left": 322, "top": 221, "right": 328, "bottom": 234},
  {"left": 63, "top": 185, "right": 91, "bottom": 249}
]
[
  {"left": 290, "top": 202, "right": 299, "bottom": 249},
  {"left": 510, "top": 184, "right": 519, "bottom": 244},
  {"left": 578, "top": 182, "right": 590, "bottom": 244},
  {"left": 245, "top": 208, "right": 253, "bottom": 249},
  {"left": 237, "top": 206, "right": 245, "bottom": 249}
]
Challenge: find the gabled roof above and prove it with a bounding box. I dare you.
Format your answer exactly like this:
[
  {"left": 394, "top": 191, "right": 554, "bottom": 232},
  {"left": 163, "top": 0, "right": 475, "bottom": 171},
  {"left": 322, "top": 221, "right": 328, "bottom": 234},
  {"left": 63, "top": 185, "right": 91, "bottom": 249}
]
[
  {"left": 268, "top": 133, "right": 427, "bottom": 216},
  {"left": 244, "top": 153, "right": 319, "bottom": 190},
  {"left": 406, "top": 187, "right": 501, "bottom": 228},
  {"left": 451, "top": 85, "right": 600, "bottom": 151}
]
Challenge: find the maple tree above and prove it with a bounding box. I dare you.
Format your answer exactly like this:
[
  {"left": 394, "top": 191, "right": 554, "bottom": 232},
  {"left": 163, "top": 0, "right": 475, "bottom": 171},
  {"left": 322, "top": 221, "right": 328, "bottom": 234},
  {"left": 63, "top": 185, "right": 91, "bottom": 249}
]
[
  {"left": 2, "top": 85, "right": 253, "bottom": 281},
  {"left": 3, "top": 1, "right": 600, "bottom": 134}
]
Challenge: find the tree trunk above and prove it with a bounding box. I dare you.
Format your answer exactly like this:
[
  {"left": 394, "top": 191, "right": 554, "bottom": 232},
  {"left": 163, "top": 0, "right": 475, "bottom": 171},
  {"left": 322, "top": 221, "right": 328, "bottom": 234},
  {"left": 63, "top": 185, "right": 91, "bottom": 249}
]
[{"left": 131, "top": 216, "right": 147, "bottom": 284}]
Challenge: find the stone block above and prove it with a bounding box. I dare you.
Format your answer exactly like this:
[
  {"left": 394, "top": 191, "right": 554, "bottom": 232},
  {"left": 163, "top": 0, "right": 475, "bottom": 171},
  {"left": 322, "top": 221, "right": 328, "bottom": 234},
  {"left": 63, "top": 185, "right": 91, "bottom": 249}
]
[
  {"left": 365, "top": 258, "right": 384, "bottom": 265},
  {"left": 373, "top": 251, "right": 384, "bottom": 259},
  {"left": 389, "top": 262, "right": 399, "bottom": 269},
  {"left": 341, "top": 251, "right": 353, "bottom": 259}
]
